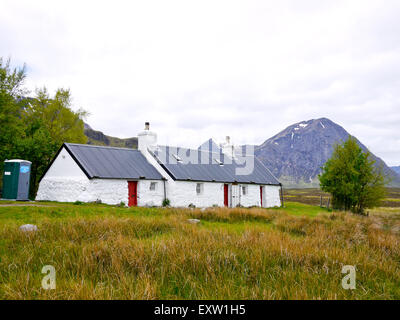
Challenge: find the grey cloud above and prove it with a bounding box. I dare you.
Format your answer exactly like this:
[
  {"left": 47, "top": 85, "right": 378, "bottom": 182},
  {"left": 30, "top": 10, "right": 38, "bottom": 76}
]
[{"left": 0, "top": 0, "right": 399, "bottom": 165}]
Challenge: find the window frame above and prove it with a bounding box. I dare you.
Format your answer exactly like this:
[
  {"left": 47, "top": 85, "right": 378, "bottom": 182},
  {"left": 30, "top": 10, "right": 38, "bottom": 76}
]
[
  {"left": 196, "top": 183, "right": 204, "bottom": 195},
  {"left": 149, "top": 182, "right": 157, "bottom": 191}
]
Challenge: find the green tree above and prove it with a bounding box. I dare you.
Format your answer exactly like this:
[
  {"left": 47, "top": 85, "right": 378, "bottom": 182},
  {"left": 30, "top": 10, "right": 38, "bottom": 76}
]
[
  {"left": 0, "top": 58, "right": 26, "bottom": 157},
  {"left": 19, "top": 88, "right": 88, "bottom": 196},
  {"left": 319, "top": 137, "right": 386, "bottom": 214},
  {"left": 1, "top": 57, "right": 88, "bottom": 198},
  {"left": 0, "top": 58, "right": 26, "bottom": 192}
]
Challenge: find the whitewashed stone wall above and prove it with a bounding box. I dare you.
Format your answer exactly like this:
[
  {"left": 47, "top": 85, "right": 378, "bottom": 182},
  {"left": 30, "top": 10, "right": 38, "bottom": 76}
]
[
  {"left": 137, "top": 180, "right": 165, "bottom": 206},
  {"left": 37, "top": 178, "right": 281, "bottom": 208},
  {"left": 165, "top": 182, "right": 281, "bottom": 208},
  {"left": 166, "top": 181, "right": 224, "bottom": 208},
  {"left": 263, "top": 185, "right": 281, "bottom": 208},
  {"left": 36, "top": 145, "right": 281, "bottom": 208},
  {"left": 89, "top": 179, "right": 128, "bottom": 205},
  {"left": 36, "top": 178, "right": 165, "bottom": 206},
  {"left": 44, "top": 147, "right": 87, "bottom": 179},
  {"left": 36, "top": 178, "right": 128, "bottom": 205},
  {"left": 239, "top": 184, "right": 262, "bottom": 207}
]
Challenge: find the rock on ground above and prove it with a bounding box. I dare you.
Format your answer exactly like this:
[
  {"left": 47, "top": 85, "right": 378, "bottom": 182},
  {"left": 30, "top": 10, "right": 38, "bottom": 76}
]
[{"left": 19, "top": 224, "right": 38, "bottom": 232}]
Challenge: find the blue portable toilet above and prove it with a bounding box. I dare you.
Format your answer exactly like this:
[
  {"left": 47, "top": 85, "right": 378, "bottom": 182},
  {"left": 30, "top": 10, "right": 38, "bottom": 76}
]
[{"left": 2, "top": 159, "right": 32, "bottom": 200}]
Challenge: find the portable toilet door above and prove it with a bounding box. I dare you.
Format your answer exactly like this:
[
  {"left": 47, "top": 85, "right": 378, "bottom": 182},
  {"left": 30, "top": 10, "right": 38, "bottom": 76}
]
[{"left": 2, "top": 160, "right": 31, "bottom": 200}]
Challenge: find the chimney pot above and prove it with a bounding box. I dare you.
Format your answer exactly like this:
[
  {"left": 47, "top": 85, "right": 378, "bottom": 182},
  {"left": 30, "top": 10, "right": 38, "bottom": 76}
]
[{"left": 138, "top": 122, "right": 157, "bottom": 152}]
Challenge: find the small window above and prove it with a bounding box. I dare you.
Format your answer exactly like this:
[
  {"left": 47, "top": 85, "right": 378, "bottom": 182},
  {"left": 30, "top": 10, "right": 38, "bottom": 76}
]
[
  {"left": 242, "top": 185, "right": 247, "bottom": 196},
  {"left": 196, "top": 183, "right": 203, "bottom": 195},
  {"left": 149, "top": 182, "right": 157, "bottom": 191}
]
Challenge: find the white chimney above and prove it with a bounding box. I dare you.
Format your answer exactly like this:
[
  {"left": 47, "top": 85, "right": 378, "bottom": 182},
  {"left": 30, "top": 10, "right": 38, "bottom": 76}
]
[
  {"left": 221, "top": 136, "right": 235, "bottom": 158},
  {"left": 138, "top": 122, "right": 157, "bottom": 153}
]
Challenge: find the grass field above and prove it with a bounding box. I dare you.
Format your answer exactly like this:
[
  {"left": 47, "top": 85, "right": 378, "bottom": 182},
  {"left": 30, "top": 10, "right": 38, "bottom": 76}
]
[
  {"left": 1, "top": 200, "right": 400, "bottom": 300},
  {"left": 284, "top": 188, "right": 400, "bottom": 208}
]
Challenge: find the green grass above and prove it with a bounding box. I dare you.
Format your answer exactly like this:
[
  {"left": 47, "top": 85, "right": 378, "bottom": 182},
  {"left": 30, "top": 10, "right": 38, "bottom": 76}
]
[
  {"left": 0, "top": 201, "right": 400, "bottom": 300},
  {"left": 281, "top": 202, "right": 330, "bottom": 217},
  {"left": 385, "top": 198, "right": 400, "bottom": 202}
]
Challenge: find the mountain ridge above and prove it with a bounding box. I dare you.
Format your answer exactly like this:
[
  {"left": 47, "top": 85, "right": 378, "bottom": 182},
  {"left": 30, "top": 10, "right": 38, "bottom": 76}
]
[
  {"left": 391, "top": 166, "right": 400, "bottom": 176},
  {"left": 84, "top": 123, "right": 138, "bottom": 149},
  {"left": 254, "top": 118, "right": 400, "bottom": 187}
]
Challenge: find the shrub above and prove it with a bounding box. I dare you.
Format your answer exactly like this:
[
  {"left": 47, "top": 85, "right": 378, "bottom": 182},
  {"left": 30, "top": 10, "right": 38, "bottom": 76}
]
[
  {"left": 162, "top": 198, "right": 170, "bottom": 207},
  {"left": 319, "top": 137, "right": 386, "bottom": 214}
]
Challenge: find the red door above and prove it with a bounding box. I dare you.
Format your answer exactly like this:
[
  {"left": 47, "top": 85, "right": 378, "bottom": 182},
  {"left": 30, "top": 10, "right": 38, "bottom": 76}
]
[
  {"left": 128, "top": 181, "right": 138, "bottom": 207},
  {"left": 260, "top": 186, "right": 263, "bottom": 207},
  {"left": 224, "top": 184, "right": 229, "bottom": 207}
]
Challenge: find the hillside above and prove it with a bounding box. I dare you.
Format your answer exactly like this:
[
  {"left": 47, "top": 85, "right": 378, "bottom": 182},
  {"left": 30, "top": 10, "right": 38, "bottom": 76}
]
[
  {"left": 391, "top": 166, "right": 400, "bottom": 176},
  {"left": 84, "top": 123, "right": 138, "bottom": 149},
  {"left": 255, "top": 118, "right": 400, "bottom": 188}
]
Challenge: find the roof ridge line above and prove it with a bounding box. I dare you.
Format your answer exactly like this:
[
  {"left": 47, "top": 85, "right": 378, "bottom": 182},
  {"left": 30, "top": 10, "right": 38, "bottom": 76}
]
[
  {"left": 155, "top": 145, "right": 256, "bottom": 158},
  {"left": 65, "top": 143, "right": 139, "bottom": 152}
]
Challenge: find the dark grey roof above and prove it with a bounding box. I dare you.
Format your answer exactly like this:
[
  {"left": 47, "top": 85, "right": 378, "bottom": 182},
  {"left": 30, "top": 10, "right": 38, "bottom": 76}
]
[
  {"left": 150, "top": 146, "right": 280, "bottom": 185},
  {"left": 64, "top": 143, "right": 164, "bottom": 180}
]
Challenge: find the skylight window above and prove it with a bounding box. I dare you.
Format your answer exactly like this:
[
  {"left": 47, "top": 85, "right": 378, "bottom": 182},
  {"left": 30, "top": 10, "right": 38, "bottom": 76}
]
[{"left": 172, "top": 154, "right": 183, "bottom": 162}]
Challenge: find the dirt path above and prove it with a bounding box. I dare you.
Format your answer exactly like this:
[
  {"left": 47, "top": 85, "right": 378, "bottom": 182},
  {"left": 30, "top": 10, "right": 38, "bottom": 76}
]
[{"left": 0, "top": 203, "right": 55, "bottom": 207}]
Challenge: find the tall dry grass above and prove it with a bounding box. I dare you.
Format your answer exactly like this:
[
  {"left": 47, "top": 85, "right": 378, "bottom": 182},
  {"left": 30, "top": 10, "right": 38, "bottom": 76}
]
[{"left": 0, "top": 205, "right": 400, "bottom": 299}]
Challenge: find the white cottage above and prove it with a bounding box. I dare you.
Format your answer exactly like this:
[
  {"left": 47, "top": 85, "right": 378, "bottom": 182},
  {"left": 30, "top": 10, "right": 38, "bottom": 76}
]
[{"left": 36, "top": 123, "right": 282, "bottom": 208}]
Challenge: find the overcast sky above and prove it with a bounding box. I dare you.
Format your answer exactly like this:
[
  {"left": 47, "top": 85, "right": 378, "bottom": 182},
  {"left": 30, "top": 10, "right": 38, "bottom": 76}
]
[{"left": 1, "top": 0, "right": 399, "bottom": 165}]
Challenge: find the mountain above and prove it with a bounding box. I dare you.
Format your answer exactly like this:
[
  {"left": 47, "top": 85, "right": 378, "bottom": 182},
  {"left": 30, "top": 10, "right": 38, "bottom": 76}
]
[
  {"left": 83, "top": 119, "right": 399, "bottom": 188},
  {"left": 84, "top": 123, "right": 138, "bottom": 149},
  {"left": 254, "top": 118, "right": 400, "bottom": 188},
  {"left": 198, "top": 138, "right": 221, "bottom": 151},
  {"left": 391, "top": 166, "right": 400, "bottom": 176}
]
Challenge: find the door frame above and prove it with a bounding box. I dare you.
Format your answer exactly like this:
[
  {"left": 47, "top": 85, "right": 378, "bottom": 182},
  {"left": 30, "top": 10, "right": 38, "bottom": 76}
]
[
  {"left": 231, "top": 183, "right": 240, "bottom": 208},
  {"left": 224, "top": 184, "right": 229, "bottom": 207},
  {"left": 128, "top": 181, "right": 138, "bottom": 207}
]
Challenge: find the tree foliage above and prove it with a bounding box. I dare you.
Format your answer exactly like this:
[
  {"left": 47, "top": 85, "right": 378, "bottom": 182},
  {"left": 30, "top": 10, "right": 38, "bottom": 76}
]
[
  {"left": 0, "top": 58, "right": 87, "bottom": 198},
  {"left": 0, "top": 58, "right": 26, "bottom": 164},
  {"left": 319, "top": 137, "right": 386, "bottom": 214}
]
